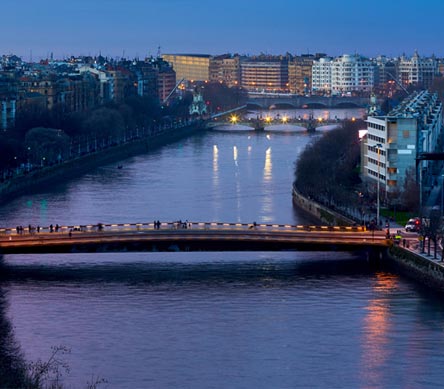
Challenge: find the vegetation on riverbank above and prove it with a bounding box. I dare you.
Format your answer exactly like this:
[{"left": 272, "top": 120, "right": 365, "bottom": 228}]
[
  {"left": 0, "top": 82, "right": 246, "bottom": 181},
  {"left": 293, "top": 119, "right": 363, "bottom": 211},
  {"left": 293, "top": 119, "right": 424, "bottom": 225}
]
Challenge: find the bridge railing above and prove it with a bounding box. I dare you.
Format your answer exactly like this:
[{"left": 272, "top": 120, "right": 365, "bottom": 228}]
[{"left": 0, "top": 221, "right": 367, "bottom": 237}]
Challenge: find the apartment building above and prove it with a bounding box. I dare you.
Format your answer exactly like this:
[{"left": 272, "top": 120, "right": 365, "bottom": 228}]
[
  {"left": 288, "top": 55, "right": 315, "bottom": 95},
  {"left": 373, "top": 55, "right": 397, "bottom": 95},
  {"left": 330, "top": 54, "right": 375, "bottom": 95},
  {"left": 0, "top": 75, "right": 17, "bottom": 129},
  {"left": 240, "top": 57, "right": 289, "bottom": 92},
  {"left": 398, "top": 51, "right": 437, "bottom": 89},
  {"left": 311, "top": 57, "right": 332, "bottom": 94},
  {"left": 209, "top": 54, "right": 240, "bottom": 87},
  {"left": 362, "top": 90, "right": 443, "bottom": 195}
]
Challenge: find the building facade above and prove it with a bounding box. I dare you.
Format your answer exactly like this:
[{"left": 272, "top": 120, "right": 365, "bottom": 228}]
[
  {"left": 162, "top": 54, "right": 210, "bottom": 82},
  {"left": 398, "top": 51, "right": 438, "bottom": 89},
  {"left": 209, "top": 54, "right": 240, "bottom": 87},
  {"left": 240, "top": 57, "right": 288, "bottom": 92},
  {"left": 288, "top": 55, "right": 314, "bottom": 95},
  {"left": 311, "top": 57, "right": 332, "bottom": 94},
  {"left": 362, "top": 90, "right": 443, "bottom": 196},
  {"left": 330, "top": 54, "right": 375, "bottom": 96}
]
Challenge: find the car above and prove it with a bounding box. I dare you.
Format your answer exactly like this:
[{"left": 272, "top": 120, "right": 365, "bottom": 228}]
[{"left": 405, "top": 218, "right": 420, "bottom": 232}]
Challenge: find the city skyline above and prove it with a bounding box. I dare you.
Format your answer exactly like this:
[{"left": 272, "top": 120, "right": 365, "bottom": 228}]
[{"left": 2, "top": 0, "right": 444, "bottom": 60}]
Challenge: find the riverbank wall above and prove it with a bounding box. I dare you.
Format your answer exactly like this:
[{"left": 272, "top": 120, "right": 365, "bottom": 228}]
[
  {"left": 0, "top": 122, "right": 203, "bottom": 204},
  {"left": 291, "top": 186, "right": 356, "bottom": 226},
  {"left": 388, "top": 245, "right": 444, "bottom": 293},
  {"left": 292, "top": 185, "right": 444, "bottom": 291}
]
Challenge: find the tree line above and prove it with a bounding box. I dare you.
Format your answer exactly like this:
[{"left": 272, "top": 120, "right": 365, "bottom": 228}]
[
  {"left": 293, "top": 119, "right": 421, "bottom": 219},
  {"left": 0, "top": 83, "right": 247, "bottom": 173}
]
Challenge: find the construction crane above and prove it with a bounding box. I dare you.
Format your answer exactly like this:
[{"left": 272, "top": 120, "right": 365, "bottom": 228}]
[
  {"left": 386, "top": 71, "right": 409, "bottom": 96},
  {"left": 162, "top": 78, "right": 185, "bottom": 105}
]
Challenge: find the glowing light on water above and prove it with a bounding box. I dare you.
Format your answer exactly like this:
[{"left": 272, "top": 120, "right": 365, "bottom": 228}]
[
  {"left": 264, "top": 147, "right": 272, "bottom": 181},
  {"left": 212, "top": 145, "right": 219, "bottom": 185}
]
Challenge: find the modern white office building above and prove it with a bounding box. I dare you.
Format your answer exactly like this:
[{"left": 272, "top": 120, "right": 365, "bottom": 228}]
[{"left": 362, "top": 90, "right": 443, "bottom": 195}]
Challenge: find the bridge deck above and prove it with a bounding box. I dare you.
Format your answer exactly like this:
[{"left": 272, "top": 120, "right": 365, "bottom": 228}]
[{"left": 0, "top": 222, "right": 390, "bottom": 254}]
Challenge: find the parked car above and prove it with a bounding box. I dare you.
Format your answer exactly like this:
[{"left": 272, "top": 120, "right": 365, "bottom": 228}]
[{"left": 405, "top": 218, "right": 420, "bottom": 232}]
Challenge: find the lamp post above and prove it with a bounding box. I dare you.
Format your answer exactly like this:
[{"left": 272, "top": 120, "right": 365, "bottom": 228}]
[{"left": 375, "top": 143, "right": 383, "bottom": 227}]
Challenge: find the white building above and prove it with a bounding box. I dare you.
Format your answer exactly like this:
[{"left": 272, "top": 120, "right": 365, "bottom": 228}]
[
  {"left": 362, "top": 90, "right": 443, "bottom": 195},
  {"left": 311, "top": 57, "right": 332, "bottom": 94},
  {"left": 398, "top": 51, "right": 437, "bottom": 89},
  {"left": 312, "top": 54, "right": 375, "bottom": 95},
  {"left": 330, "top": 54, "right": 375, "bottom": 95}
]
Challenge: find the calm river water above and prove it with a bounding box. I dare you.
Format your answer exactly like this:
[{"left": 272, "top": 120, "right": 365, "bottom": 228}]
[{"left": 2, "top": 109, "right": 444, "bottom": 388}]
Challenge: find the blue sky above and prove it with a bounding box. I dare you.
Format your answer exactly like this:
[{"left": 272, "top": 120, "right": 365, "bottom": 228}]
[{"left": 2, "top": 0, "right": 444, "bottom": 60}]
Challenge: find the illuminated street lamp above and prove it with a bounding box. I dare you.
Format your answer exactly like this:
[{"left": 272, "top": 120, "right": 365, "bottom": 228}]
[
  {"left": 282, "top": 115, "right": 288, "bottom": 124},
  {"left": 265, "top": 116, "right": 272, "bottom": 124},
  {"left": 230, "top": 115, "right": 238, "bottom": 125},
  {"left": 375, "top": 143, "right": 383, "bottom": 226}
]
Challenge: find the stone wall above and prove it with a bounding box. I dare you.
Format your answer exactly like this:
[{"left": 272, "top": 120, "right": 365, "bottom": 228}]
[
  {"left": 388, "top": 245, "right": 444, "bottom": 293},
  {"left": 292, "top": 186, "right": 356, "bottom": 226},
  {"left": 0, "top": 123, "right": 202, "bottom": 204}
]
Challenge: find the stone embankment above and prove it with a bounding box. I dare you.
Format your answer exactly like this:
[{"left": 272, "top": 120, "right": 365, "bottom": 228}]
[
  {"left": 388, "top": 245, "right": 444, "bottom": 293},
  {"left": 0, "top": 122, "right": 203, "bottom": 204},
  {"left": 291, "top": 186, "right": 356, "bottom": 226},
  {"left": 292, "top": 185, "right": 444, "bottom": 292}
]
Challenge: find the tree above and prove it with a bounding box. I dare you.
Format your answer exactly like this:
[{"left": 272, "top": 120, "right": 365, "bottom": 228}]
[
  {"left": 294, "top": 120, "right": 362, "bottom": 208},
  {"left": 399, "top": 167, "right": 419, "bottom": 212},
  {"left": 0, "top": 135, "right": 21, "bottom": 168},
  {"left": 202, "top": 83, "right": 247, "bottom": 113},
  {"left": 24, "top": 127, "right": 71, "bottom": 165},
  {"left": 81, "top": 108, "right": 125, "bottom": 142}
]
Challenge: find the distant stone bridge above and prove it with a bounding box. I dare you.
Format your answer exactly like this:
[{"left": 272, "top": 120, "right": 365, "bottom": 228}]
[{"left": 246, "top": 94, "right": 373, "bottom": 110}]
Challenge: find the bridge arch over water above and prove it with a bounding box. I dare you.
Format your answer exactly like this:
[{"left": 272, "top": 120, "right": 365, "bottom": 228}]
[
  {"left": 246, "top": 95, "right": 371, "bottom": 110},
  {"left": 0, "top": 221, "right": 390, "bottom": 255}
]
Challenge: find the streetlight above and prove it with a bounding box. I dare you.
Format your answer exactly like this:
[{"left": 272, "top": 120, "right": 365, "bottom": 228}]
[{"left": 375, "top": 143, "right": 383, "bottom": 227}]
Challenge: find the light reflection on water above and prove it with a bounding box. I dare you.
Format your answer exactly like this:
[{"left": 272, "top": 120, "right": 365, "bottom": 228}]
[{"left": 2, "top": 108, "right": 444, "bottom": 387}]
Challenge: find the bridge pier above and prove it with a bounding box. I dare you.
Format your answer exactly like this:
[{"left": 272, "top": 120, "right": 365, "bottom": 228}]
[{"left": 365, "top": 247, "right": 387, "bottom": 264}]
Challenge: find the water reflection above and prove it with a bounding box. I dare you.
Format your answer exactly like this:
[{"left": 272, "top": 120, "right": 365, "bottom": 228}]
[
  {"left": 360, "top": 273, "right": 398, "bottom": 387},
  {"left": 263, "top": 147, "right": 272, "bottom": 182},
  {"left": 233, "top": 145, "right": 238, "bottom": 165},
  {"left": 0, "top": 275, "right": 28, "bottom": 387},
  {"left": 261, "top": 147, "right": 273, "bottom": 221}
]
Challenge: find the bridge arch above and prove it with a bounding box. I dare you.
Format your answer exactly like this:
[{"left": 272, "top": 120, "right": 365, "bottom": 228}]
[
  {"left": 333, "top": 102, "right": 361, "bottom": 108},
  {"left": 246, "top": 102, "right": 264, "bottom": 110},
  {"left": 303, "top": 103, "right": 328, "bottom": 109},
  {"left": 270, "top": 103, "right": 298, "bottom": 110}
]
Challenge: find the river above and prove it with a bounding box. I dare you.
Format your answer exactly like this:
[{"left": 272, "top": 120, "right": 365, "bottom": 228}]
[{"left": 1, "top": 108, "right": 444, "bottom": 388}]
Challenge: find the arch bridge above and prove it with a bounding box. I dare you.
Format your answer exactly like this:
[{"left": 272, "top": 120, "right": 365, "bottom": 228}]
[
  {"left": 246, "top": 94, "right": 372, "bottom": 110},
  {"left": 0, "top": 221, "right": 390, "bottom": 255}
]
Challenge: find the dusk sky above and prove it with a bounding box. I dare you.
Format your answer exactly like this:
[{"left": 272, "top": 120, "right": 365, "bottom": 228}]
[{"left": 2, "top": 0, "right": 444, "bottom": 60}]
